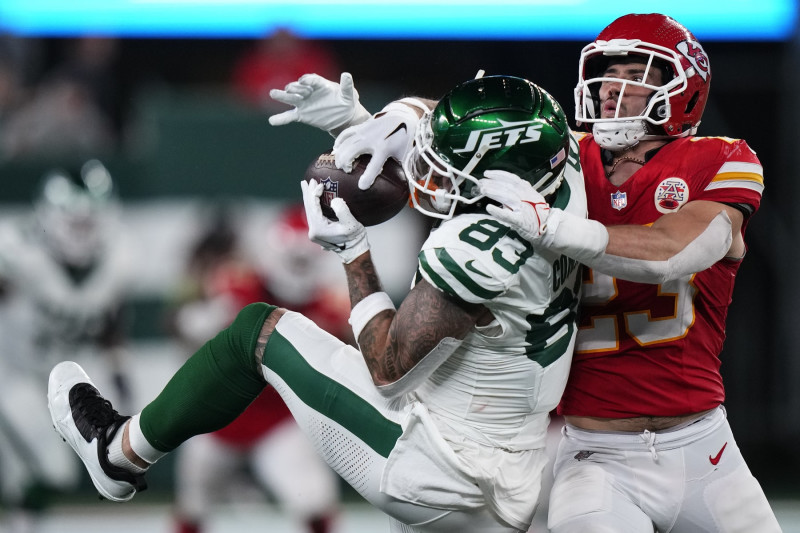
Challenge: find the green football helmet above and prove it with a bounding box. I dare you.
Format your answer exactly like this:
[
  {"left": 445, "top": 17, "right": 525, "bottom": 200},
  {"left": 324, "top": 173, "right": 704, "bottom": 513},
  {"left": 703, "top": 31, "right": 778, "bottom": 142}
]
[
  {"left": 403, "top": 75, "right": 570, "bottom": 220},
  {"left": 34, "top": 159, "right": 117, "bottom": 267}
]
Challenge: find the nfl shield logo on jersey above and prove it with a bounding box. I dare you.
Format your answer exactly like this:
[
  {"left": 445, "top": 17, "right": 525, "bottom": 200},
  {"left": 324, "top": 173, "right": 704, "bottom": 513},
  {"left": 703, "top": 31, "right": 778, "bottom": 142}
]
[
  {"left": 320, "top": 177, "right": 339, "bottom": 207},
  {"left": 611, "top": 190, "right": 627, "bottom": 210}
]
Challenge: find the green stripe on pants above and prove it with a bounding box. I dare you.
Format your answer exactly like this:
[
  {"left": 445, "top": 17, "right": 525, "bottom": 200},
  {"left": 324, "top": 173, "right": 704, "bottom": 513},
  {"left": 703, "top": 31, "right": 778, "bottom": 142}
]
[{"left": 264, "top": 329, "right": 402, "bottom": 459}]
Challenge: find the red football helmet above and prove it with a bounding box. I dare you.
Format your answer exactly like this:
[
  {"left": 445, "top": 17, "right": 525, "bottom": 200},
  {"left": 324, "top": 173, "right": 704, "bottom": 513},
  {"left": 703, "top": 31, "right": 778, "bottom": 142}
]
[
  {"left": 261, "top": 203, "right": 332, "bottom": 305},
  {"left": 574, "top": 13, "right": 712, "bottom": 150}
]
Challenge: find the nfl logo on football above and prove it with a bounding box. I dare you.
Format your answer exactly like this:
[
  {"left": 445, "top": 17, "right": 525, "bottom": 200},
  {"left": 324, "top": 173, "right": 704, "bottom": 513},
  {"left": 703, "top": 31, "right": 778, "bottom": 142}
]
[
  {"left": 321, "top": 177, "right": 338, "bottom": 207},
  {"left": 611, "top": 190, "right": 627, "bottom": 211}
]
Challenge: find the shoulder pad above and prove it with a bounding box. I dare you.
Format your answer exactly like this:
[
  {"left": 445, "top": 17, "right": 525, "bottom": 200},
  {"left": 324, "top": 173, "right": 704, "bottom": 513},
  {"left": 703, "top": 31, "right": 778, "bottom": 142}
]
[{"left": 418, "top": 216, "right": 529, "bottom": 304}]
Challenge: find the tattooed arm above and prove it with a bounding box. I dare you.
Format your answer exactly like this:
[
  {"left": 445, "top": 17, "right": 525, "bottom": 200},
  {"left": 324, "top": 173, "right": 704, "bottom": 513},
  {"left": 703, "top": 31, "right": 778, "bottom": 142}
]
[{"left": 344, "top": 251, "right": 488, "bottom": 388}]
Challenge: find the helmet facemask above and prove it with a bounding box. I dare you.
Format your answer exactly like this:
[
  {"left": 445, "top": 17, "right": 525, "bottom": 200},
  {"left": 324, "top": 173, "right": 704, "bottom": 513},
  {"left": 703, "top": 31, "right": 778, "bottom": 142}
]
[
  {"left": 575, "top": 39, "right": 690, "bottom": 150},
  {"left": 403, "top": 113, "right": 487, "bottom": 220}
]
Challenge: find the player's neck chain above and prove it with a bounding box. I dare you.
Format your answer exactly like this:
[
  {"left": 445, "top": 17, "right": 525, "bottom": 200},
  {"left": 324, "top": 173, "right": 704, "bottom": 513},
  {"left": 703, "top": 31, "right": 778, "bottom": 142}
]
[
  {"left": 601, "top": 142, "right": 669, "bottom": 180},
  {"left": 605, "top": 155, "right": 646, "bottom": 178}
]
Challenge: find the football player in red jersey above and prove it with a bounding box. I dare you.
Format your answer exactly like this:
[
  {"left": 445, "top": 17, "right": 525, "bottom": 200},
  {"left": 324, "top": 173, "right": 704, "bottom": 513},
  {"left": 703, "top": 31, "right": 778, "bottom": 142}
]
[
  {"left": 479, "top": 13, "right": 782, "bottom": 533},
  {"left": 262, "top": 13, "right": 782, "bottom": 532},
  {"left": 169, "top": 205, "right": 344, "bottom": 533}
]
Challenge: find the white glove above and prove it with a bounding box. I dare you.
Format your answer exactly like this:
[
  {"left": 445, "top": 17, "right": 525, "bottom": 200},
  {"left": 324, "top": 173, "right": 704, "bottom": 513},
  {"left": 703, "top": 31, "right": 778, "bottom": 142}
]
[
  {"left": 268, "top": 72, "right": 371, "bottom": 136},
  {"left": 480, "top": 170, "right": 552, "bottom": 242},
  {"left": 333, "top": 101, "right": 421, "bottom": 190},
  {"left": 301, "top": 179, "right": 370, "bottom": 264},
  {"left": 481, "top": 170, "right": 610, "bottom": 269}
]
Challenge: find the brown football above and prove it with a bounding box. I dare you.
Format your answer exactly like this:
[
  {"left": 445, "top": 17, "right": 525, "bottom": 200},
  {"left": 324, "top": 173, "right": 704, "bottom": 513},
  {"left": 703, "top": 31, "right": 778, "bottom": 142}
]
[{"left": 304, "top": 151, "right": 409, "bottom": 227}]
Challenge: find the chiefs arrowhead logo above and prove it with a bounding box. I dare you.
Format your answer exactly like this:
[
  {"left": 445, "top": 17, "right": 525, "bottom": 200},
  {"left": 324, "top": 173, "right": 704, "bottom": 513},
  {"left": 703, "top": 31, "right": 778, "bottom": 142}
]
[{"left": 677, "top": 40, "right": 711, "bottom": 82}]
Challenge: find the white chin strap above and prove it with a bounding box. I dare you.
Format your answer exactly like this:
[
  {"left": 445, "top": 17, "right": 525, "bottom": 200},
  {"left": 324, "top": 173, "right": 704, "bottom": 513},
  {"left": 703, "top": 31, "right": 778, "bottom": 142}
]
[{"left": 592, "top": 120, "right": 647, "bottom": 150}]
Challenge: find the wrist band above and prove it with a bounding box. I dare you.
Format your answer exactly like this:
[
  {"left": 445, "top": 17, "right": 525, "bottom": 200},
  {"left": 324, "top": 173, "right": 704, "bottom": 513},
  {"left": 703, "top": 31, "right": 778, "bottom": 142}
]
[{"left": 349, "top": 292, "right": 396, "bottom": 340}]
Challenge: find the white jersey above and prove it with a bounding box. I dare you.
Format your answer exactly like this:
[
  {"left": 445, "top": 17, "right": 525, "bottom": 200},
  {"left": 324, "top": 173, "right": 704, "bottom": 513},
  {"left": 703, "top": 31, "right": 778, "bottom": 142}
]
[
  {"left": 0, "top": 216, "right": 134, "bottom": 504},
  {"left": 0, "top": 218, "right": 132, "bottom": 377},
  {"left": 414, "top": 135, "right": 587, "bottom": 451}
]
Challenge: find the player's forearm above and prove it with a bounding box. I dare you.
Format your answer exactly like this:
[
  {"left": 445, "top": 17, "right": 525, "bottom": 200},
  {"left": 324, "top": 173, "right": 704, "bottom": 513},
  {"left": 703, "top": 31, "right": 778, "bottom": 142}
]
[
  {"left": 604, "top": 201, "right": 739, "bottom": 260},
  {"left": 344, "top": 256, "right": 473, "bottom": 392},
  {"left": 368, "top": 282, "right": 472, "bottom": 395},
  {"left": 413, "top": 98, "right": 439, "bottom": 114},
  {"left": 543, "top": 208, "right": 733, "bottom": 283},
  {"left": 343, "top": 252, "right": 398, "bottom": 384},
  {"left": 379, "top": 97, "right": 438, "bottom": 119},
  {"left": 604, "top": 222, "right": 692, "bottom": 261},
  {"left": 343, "top": 251, "right": 383, "bottom": 306}
]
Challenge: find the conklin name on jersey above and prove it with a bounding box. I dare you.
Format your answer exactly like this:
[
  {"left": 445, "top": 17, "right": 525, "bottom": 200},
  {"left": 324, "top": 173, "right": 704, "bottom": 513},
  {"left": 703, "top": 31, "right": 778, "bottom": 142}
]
[{"left": 413, "top": 144, "right": 586, "bottom": 450}]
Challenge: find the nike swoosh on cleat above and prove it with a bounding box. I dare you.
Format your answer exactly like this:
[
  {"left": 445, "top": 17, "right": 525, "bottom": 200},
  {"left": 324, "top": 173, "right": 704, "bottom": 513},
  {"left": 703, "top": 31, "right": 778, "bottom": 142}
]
[{"left": 709, "top": 442, "right": 728, "bottom": 465}]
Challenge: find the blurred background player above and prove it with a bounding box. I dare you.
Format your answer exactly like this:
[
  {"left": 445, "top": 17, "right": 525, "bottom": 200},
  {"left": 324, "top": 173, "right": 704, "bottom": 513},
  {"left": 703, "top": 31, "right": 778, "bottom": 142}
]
[
  {"left": 0, "top": 160, "right": 133, "bottom": 533},
  {"left": 168, "top": 203, "right": 346, "bottom": 533}
]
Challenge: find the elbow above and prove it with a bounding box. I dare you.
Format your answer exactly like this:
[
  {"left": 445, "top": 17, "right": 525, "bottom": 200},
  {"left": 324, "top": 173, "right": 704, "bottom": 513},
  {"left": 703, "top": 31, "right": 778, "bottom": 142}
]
[
  {"left": 372, "top": 337, "right": 464, "bottom": 399},
  {"left": 370, "top": 359, "right": 415, "bottom": 398},
  {"left": 375, "top": 375, "right": 414, "bottom": 399}
]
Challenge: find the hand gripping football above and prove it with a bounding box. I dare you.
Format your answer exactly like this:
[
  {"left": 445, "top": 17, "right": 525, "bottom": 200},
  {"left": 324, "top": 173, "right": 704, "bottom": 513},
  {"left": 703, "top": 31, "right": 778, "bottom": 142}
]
[{"left": 304, "top": 151, "right": 409, "bottom": 226}]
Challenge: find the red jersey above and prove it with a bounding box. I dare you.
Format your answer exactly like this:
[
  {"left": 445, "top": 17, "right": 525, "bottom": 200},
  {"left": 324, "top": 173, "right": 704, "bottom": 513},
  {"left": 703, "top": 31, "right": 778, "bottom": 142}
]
[{"left": 558, "top": 134, "right": 764, "bottom": 418}]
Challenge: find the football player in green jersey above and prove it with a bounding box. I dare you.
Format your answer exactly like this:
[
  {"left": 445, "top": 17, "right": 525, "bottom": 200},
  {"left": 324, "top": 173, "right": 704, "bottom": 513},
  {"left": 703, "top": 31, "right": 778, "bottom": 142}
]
[{"left": 48, "top": 76, "right": 586, "bottom": 533}]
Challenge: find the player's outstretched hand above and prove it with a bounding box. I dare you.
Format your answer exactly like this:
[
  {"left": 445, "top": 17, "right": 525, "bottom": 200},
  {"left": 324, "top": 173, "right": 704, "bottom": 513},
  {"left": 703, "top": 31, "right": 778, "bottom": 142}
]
[
  {"left": 333, "top": 102, "right": 420, "bottom": 190},
  {"left": 301, "top": 179, "right": 370, "bottom": 264},
  {"left": 269, "top": 72, "right": 371, "bottom": 136},
  {"left": 480, "top": 170, "right": 551, "bottom": 242}
]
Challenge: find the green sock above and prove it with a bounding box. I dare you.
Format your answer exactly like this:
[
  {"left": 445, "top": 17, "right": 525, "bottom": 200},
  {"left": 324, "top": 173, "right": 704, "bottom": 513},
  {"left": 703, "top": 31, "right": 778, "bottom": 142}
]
[{"left": 139, "top": 303, "right": 276, "bottom": 452}]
